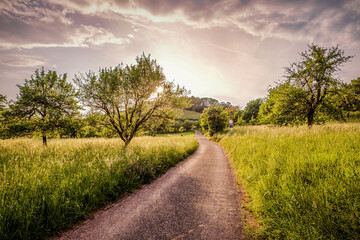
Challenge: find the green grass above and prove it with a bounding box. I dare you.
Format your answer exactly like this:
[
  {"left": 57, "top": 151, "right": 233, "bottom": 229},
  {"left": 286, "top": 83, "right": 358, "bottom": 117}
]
[
  {"left": 155, "top": 131, "right": 195, "bottom": 137},
  {"left": 0, "top": 136, "right": 198, "bottom": 239},
  {"left": 217, "top": 123, "right": 360, "bottom": 239},
  {"left": 180, "top": 110, "right": 201, "bottom": 120}
]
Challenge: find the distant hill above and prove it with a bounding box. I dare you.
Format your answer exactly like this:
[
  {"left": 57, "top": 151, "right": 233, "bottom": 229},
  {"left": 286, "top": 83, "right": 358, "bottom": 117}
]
[
  {"left": 180, "top": 110, "right": 201, "bottom": 120},
  {"left": 185, "top": 96, "right": 238, "bottom": 113}
]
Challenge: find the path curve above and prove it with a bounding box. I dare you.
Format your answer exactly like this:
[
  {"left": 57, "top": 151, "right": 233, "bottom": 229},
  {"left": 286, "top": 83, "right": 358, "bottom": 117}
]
[{"left": 57, "top": 131, "right": 244, "bottom": 240}]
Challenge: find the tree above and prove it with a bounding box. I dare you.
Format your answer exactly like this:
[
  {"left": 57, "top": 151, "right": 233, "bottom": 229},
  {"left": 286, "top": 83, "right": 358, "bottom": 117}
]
[
  {"left": 200, "top": 105, "right": 229, "bottom": 136},
  {"left": 0, "top": 94, "right": 6, "bottom": 111},
  {"left": 185, "top": 96, "right": 221, "bottom": 113},
  {"left": 0, "top": 94, "right": 8, "bottom": 138},
  {"left": 242, "top": 98, "right": 263, "bottom": 123},
  {"left": 351, "top": 77, "right": 360, "bottom": 95},
  {"left": 11, "top": 67, "right": 79, "bottom": 146},
  {"left": 285, "top": 44, "right": 353, "bottom": 126},
  {"left": 224, "top": 106, "right": 239, "bottom": 119},
  {"left": 258, "top": 83, "right": 308, "bottom": 125},
  {"left": 329, "top": 78, "right": 360, "bottom": 119},
  {"left": 76, "top": 53, "right": 189, "bottom": 147},
  {"left": 144, "top": 108, "right": 178, "bottom": 135}
]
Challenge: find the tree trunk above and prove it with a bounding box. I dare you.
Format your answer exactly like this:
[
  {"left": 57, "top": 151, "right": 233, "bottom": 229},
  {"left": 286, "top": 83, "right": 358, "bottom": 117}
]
[
  {"left": 307, "top": 108, "right": 315, "bottom": 127},
  {"left": 124, "top": 140, "right": 130, "bottom": 149},
  {"left": 42, "top": 134, "right": 47, "bottom": 146}
]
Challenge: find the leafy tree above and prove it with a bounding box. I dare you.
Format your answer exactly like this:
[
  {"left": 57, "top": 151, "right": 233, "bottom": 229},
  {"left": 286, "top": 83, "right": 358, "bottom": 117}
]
[
  {"left": 200, "top": 105, "right": 229, "bottom": 136},
  {"left": 224, "top": 106, "right": 239, "bottom": 119},
  {"left": 351, "top": 77, "right": 360, "bottom": 95},
  {"left": 258, "top": 83, "right": 308, "bottom": 125},
  {"left": 348, "top": 77, "right": 360, "bottom": 111},
  {"left": 144, "top": 108, "right": 178, "bottom": 135},
  {"left": 236, "top": 117, "right": 246, "bottom": 126},
  {"left": 242, "top": 98, "right": 263, "bottom": 123},
  {"left": 285, "top": 44, "right": 353, "bottom": 126},
  {"left": 76, "top": 53, "right": 189, "bottom": 147},
  {"left": 10, "top": 67, "right": 79, "bottom": 145},
  {"left": 328, "top": 78, "right": 360, "bottom": 119},
  {"left": 185, "top": 96, "right": 220, "bottom": 113},
  {"left": 0, "top": 94, "right": 6, "bottom": 111},
  {"left": 0, "top": 94, "right": 8, "bottom": 138},
  {"left": 57, "top": 117, "right": 84, "bottom": 138},
  {"left": 182, "top": 120, "right": 194, "bottom": 131},
  {"left": 233, "top": 110, "right": 243, "bottom": 122}
]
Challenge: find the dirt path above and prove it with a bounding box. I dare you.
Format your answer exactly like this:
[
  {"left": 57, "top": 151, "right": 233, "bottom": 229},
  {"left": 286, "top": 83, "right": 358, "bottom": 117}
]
[{"left": 57, "top": 131, "right": 244, "bottom": 240}]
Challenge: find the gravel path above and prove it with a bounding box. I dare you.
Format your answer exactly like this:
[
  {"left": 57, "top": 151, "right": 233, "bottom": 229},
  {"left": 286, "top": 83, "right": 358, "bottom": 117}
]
[{"left": 57, "top": 131, "right": 244, "bottom": 240}]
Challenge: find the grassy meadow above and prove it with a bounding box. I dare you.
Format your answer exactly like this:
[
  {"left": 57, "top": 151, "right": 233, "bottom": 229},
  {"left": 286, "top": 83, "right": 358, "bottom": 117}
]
[
  {"left": 181, "top": 110, "right": 201, "bottom": 120},
  {"left": 217, "top": 123, "right": 360, "bottom": 239},
  {"left": 0, "top": 135, "right": 198, "bottom": 239}
]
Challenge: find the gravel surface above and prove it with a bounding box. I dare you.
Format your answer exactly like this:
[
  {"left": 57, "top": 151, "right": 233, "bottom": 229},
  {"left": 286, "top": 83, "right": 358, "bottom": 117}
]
[{"left": 56, "top": 131, "right": 244, "bottom": 240}]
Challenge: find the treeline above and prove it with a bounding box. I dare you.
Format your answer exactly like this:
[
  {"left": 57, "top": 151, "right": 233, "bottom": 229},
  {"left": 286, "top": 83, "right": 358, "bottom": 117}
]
[
  {"left": 0, "top": 54, "right": 191, "bottom": 146},
  {"left": 184, "top": 96, "right": 235, "bottom": 113},
  {"left": 200, "top": 44, "right": 360, "bottom": 136}
]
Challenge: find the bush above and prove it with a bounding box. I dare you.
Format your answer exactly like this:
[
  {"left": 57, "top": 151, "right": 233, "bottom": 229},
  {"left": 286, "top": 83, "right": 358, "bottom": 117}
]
[{"left": 200, "top": 105, "right": 229, "bottom": 136}]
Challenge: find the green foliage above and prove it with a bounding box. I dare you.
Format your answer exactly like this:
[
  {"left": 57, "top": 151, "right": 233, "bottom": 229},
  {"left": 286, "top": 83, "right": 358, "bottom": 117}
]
[
  {"left": 9, "top": 67, "right": 79, "bottom": 145},
  {"left": 259, "top": 44, "right": 353, "bottom": 126},
  {"left": 0, "top": 94, "right": 8, "bottom": 138},
  {"left": 284, "top": 44, "right": 353, "bottom": 126},
  {"left": 249, "top": 116, "right": 257, "bottom": 125},
  {"left": 236, "top": 117, "right": 246, "bottom": 126},
  {"left": 76, "top": 53, "right": 190, "bottom": 147},
  {"left": 242, "top": 98, "right": 262, "bottom": 123},
  {"left": 258, "top": 83, "right": 308, "bottom": 125},
  {"left": 185, "top": 96, "right": 237, "bottom": 113},
  {"left": 218, "top": 124, "right": 360, "bottom": 239},
  {"left": 0, "top": 94, "right": 6, "bottom": 112},
  {"left": 332, "top": 78, "right": 360, "bottom": 118},
  {"left": 233, "top": 109, "right": 243, "bottom": 122},
  {"left": 0, "top": 136, "right": 198, "bottom": 239},
  {"left": 200, "top": 105, "right": 229, "bottom": 136}
]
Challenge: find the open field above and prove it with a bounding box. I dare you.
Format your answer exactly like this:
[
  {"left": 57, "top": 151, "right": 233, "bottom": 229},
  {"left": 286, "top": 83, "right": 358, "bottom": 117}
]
[
  {"left": 155, "top": 131, "right": 195, "bottom": 137},
  {"left": 0, "top": 135, "right": 198, "bottom": 240},
  {"left": 217, "top": 123, "right": 360, "bottom": 239},
  {"left": 180, "top": 110, "right": 201, "bottom": 120}
]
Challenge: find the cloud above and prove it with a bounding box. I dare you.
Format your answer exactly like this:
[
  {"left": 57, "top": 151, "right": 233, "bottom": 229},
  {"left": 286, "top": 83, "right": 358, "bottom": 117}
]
[
  {"left": 0, "top": 54, "right": 50, "bottom": 67},
  {"left": 0, "top": 0, "right": 359, "bottom": 105},
  {"left": 2, "top": 0, "right": 359, "bottom": 50},
  {"left": 0, "top": 0, "right": 129, "bottom": 49}
]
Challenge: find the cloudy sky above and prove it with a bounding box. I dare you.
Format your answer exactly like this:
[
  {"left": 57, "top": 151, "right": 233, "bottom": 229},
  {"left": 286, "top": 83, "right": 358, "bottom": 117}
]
[{"left": 1, "top": 0, "right": 360, "bottom": 107}]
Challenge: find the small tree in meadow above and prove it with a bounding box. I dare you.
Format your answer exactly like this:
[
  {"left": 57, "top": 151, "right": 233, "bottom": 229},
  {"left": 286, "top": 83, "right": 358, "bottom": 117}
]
[
  {"left": 259, "top": 44, "right": 353, "bottom": 126},
  {"left": 200, "top": 105, "right": 229, "bottom": 136},
  {"left": 285, "top": 44, "right": 353, "bottom": 126},
  {"left": 11, "top": 68, "right": 79, "bottom": 145}
]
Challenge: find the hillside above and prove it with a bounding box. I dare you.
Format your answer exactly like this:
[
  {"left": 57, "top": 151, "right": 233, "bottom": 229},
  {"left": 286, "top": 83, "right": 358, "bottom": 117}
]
[{"left": 180, "top": 110, "right": 201, "bottom": 120}]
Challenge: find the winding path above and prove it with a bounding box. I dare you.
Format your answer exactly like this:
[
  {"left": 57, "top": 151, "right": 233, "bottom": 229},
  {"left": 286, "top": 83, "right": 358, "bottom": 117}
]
[{"left": 57, "top": 131, "right": 244, "bottom": 240}]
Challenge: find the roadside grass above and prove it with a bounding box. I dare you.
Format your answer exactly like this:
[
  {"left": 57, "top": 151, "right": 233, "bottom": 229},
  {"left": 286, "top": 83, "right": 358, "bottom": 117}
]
[
  {"left": 0, "top": 136, "right": 198, "bottom": 240},
  {"left": 217, "top": 123, "right": 360, "bottom": 239}
]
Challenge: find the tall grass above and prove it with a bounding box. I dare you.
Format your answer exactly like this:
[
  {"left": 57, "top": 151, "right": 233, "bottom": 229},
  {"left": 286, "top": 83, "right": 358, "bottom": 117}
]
[
  {"left": 217, "top": 123, "right": 360, "bottom": 239},
  {"left": 0, "top": 136, "right": 198, "bottom": 239}
]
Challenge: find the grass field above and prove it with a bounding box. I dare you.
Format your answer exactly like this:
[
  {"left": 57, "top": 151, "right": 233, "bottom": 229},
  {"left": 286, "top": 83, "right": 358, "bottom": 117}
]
[
  {"left": 155, "top": 131, "right": 195, "bottom": 137},
  {"left": 0, "top": 135, "right": 198, "bottom": 239},
  {"left": 217, "top": 123, "right": 360, "bottom": 239},
  {"left": 180, "top": 110, "right": 201, "bottom": 120}
]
